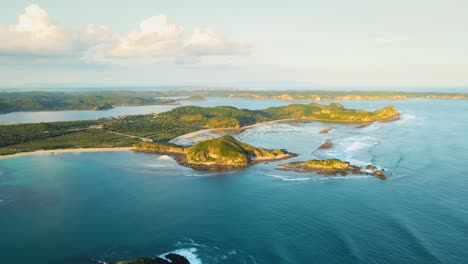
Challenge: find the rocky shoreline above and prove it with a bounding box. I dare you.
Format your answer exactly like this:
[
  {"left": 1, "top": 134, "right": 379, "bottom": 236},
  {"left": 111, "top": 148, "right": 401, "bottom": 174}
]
[
  {"left": 277, "top": 159, "right": 387, "bottom": 180},
  {"left": 317, "top": 139, "right": 333, "bottom": 150},
  {"left": 90, "top": 253, "right": 191, "bottom": 264},
  {"left": 134, "top": 135, "right": 298, "bottom": 171},
  {"left": 319, "top": 127, "right": 333, "bottom": 134}
]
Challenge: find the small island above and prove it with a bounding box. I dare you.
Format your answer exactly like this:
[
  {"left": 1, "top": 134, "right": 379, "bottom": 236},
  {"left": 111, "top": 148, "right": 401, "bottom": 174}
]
[
  {"left": 114, "top": 253, "right": 190, "bottom": 264},
  {"left": 134, "top": 135, "right": 297, "bottom": 170},
  {"left": 277, "top": 159, "right": 387, "bottom": 180},
  {"left": 184, "top": 95, "right": 206, "bottom": 101},
  {"left": 317, "top": 139, "right": 333, "bottom": 150}
]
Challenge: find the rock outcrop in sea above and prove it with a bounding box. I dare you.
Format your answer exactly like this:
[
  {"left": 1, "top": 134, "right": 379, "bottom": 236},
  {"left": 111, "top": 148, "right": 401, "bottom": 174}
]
[
  {"left": 278, "top": 159, "right": 387, "bottom": 180},
  {"left": 113, "top": 253, "right": 190, "bottom": 264}
]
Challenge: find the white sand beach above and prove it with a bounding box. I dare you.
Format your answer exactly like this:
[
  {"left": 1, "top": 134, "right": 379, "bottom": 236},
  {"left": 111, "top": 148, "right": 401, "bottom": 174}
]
[{"left": 0, "top": 147, "right": 134, "bottom": 160}]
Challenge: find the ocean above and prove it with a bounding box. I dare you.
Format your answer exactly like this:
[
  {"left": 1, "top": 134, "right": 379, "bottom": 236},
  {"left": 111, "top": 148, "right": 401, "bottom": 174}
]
[{"left": 1, "top": 99, "right": 467, "bottom": 263}]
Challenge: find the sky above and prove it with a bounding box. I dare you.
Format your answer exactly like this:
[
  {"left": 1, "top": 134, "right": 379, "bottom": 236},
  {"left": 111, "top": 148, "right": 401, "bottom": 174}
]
[{"left": 0, "top": 0, "right": 467, "bottom": 90}]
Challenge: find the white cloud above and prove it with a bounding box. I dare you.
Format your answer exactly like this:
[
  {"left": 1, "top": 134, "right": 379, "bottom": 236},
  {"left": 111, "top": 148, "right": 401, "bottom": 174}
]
[
  {"left": 0, "top": 4, "right": 71, "bottom": 55},
  {"left": 185, "top": 28, "right": 249, "bottom": 56},
  {"left": 0, "top": 4, "right": 110, "bottom": 57},
  {"left": 0, "top": 5, "right": 249, "bottom": 63},
  {"left": 107, "top": 15, "right": 249, "bottom": 60},
  {"left": 109, "top": 15, "right": 185, "bottom": 58}
]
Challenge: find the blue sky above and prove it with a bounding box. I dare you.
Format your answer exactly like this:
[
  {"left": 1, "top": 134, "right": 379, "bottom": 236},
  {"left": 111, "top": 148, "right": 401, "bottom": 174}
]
[{"left": 1, "top": 0, "right": 467, "bottom": 89}]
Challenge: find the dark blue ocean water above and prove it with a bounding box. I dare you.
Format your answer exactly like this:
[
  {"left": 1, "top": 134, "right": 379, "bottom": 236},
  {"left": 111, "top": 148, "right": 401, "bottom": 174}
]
[{"left": 1, "top": 99, "right": 467, "bottom": 263}]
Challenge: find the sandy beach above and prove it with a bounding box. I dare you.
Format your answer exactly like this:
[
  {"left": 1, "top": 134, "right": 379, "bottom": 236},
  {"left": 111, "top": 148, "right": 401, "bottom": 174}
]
[{"left": 0, "top": 147, "right": 134, "bottom": 160}]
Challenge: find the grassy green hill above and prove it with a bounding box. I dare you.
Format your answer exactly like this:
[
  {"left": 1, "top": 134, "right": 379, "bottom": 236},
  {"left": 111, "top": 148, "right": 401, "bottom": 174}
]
[
  {"left": 134, "top": 135, "right": 294, "bottom": 170},
  {"left": 1, "top": 103, "right": 399, "bottom": 155}
]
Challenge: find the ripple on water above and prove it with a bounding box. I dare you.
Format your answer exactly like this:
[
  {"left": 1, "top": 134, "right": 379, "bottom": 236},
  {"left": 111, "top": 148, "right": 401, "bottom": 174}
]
[{"left": 0, "top": 185, "right": 58, "bottom": 212}]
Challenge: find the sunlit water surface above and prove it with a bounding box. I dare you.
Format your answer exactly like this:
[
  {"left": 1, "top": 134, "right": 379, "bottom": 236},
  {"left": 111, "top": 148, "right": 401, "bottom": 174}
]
[{"left": 1, "top": 99, "right": 468, "bottom": 263}]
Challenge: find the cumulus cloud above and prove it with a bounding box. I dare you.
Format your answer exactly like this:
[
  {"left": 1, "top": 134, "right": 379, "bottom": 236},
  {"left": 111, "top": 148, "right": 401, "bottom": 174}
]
[
  {"left": 0, "top": 4, "right": 249, "bottom": 63},
  {"left": 109, "top": 15, "right": 185, "bottom": 58},
  {"left": 0, "top": 4, "right": 70, "bottom": 55},
  {"left": 185, "top": 28, "right": 249, "bottom": 56},
  {"left": 107, "top": 15, "right": 249, "bottom": 60},
  {"left": 0, "top": 4, "right": 110, "bottom": 56}
]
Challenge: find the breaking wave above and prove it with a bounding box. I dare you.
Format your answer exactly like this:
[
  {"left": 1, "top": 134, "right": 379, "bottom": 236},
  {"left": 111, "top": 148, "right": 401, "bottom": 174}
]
[
  {"left": 158, "top": 155, "right": 174, "bottom": 161},
  {"left": 159, "top": 248, "right": 202, "bottom": 264}
]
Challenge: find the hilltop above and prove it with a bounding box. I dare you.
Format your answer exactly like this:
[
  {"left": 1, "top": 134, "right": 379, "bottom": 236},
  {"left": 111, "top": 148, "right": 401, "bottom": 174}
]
[{"left": 134, "top": 135, "right": 296, "bottom": 170}]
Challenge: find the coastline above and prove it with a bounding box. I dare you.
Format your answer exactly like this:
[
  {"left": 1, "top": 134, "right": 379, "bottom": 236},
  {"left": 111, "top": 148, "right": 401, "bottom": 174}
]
[
  {"left": 171, "top": 117, "right": 393, "bottom": 144},
  {"left": 0, "top": 147, "right": 134, "bottom": 160}
]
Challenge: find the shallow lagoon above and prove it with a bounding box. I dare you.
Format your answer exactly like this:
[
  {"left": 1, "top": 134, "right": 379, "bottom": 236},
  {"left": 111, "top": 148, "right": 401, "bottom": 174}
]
[{"left": 1, "top": 99, "right": 468, "bottom": 263}]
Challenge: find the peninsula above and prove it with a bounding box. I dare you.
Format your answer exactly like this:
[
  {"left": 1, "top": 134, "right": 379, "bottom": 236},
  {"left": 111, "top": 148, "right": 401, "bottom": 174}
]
[
  {"left": 278, "top": 159, "right": 387, "bottom": 180},
  {"left": 0, "top": 91, "right": 178, "bottom": 114},
  {"left": 1, "top": 89, "right": 466, "bottom": 114},
  {"left": 133, "top": 135, "right": 296, "bottom": 170},
  {"left": 0, "top": 103, "right": 399, "bottom": 156}
]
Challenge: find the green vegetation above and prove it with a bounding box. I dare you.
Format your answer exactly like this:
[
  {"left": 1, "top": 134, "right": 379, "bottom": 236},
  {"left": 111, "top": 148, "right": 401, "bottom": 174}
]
[
  {"left": 133, "top": 142, "right": 186, "bottom": 154},
  {"left": 278, "top": 159, "right": 387, "bottom": 180},
  {"left": 0, "top": 131, "right": 137, "bottom": 156},
  {"left": 263, "top": 103, "right": 399, "bottom": 122},
  {"left": 1, "top": 89, "right": 465, "bottom": 114},
  {"left": 0, "top": 91, "right": 178, "bottom": 113},
  {"left": 0, "top": 120, "right": 98, "bottom": 148},
  {"left": 102, "top": 105, "right": 272, "bottom": 142},
  {"left": 305, "top": 159, "right": 350, "bottom": 169},
  {"left": 0, "top": 103, "right": 399, "bottom": 156},
  {"left": 104, "top": 103, "right": 398, "bottom": 142},
  {"left": 134, "top": 135, "right": 294, "bottom": 169},
  {"left": 190, "top": 89, "right": 468, "bottom": 101},
  {"left": 92, "top": 102, "right": 113, "bottom": 110},
  {"left": 186, "top": 135, "right": 287, "bottom": 165},
  {"left": 185, "top": 95, "right": 206, "bottom": 101}
]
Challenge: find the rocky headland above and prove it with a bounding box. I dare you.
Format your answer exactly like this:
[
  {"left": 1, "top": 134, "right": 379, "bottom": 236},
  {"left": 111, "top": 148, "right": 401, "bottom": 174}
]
[
  {"left": 134, "top": 135, "right": 297, "bottom": 171},
  {"left": 114, "top": 253, "right": 190, "bottom": 264},
  {"left": 277, "top": 159, "right": 387, "bottom": 180}
]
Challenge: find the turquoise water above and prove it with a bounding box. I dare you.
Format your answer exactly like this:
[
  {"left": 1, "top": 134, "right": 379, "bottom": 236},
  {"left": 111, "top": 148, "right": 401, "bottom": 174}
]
[{"left": 1, "top": 99, "right": 468, "bottom": 263}]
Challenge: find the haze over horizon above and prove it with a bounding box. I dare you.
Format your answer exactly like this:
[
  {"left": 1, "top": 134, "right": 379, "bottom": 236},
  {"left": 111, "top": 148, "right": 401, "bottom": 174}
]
[{"left": 1, "top": 0, "right": 467, "bottom": 89}]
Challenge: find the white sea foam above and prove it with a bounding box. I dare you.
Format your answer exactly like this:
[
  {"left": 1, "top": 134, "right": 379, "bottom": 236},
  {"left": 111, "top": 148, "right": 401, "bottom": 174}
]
[
  {"left": 396, "top": 113, "right": 417, "bottom": 125},
  {"left": 317, "top": 175, "right": 372, "bottom": 181},
  {"left": 144, "top": 164, "right": 170, "bottom": 168},
  {"left": 158, "top": 155, "right": 173, "bottom": 161},
  {"left": 401, "top": 113, "right": 416, "bottom": 120},
  {"left": 281, "top": 177, "right": 311, "bottom": 181},
  {"left": 266, "top": 174, "right": 311, "bottom": 181},
  {"left": 185, "top": 171, "right": 234, "bottom": 177},
  {"left": 160, "top": 248, "right": 202, "bottom": 264},
  {"left": 345, "top": 141, "right": 368, "bottom": 152}
]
